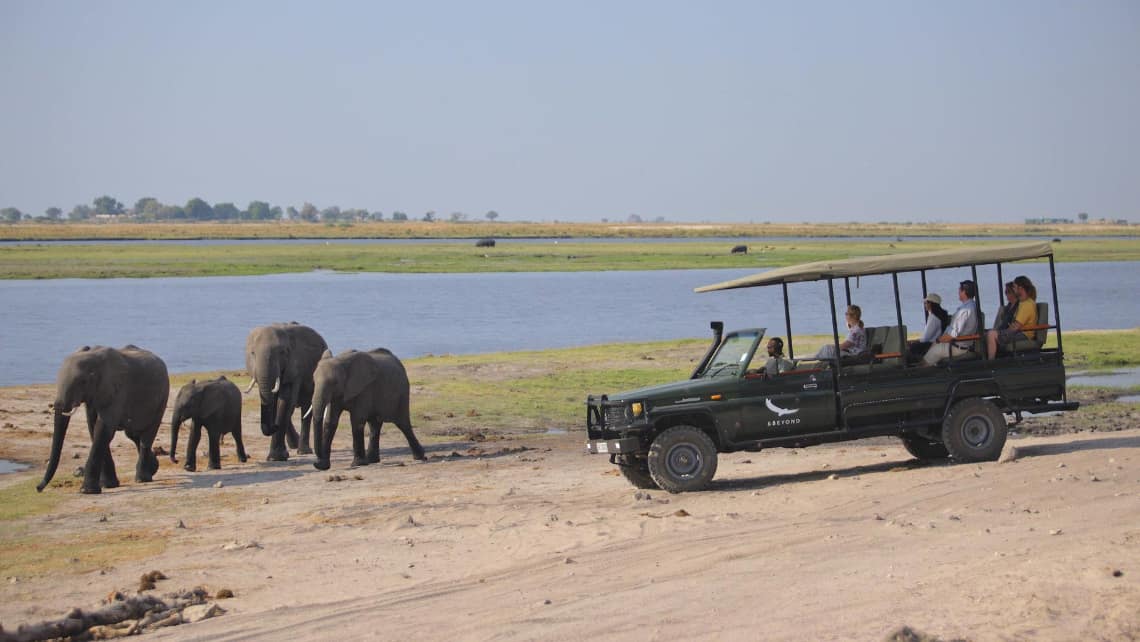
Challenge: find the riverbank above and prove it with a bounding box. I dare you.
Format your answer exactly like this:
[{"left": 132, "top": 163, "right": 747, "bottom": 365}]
[
  {"left": 3, "top": 237, "right": 1140, "bottom": 279},
  {"left": 0, "top": 333, "right": 1137, "bottom": 640},
  {"left": 2, "top": 220, "right": 1137, "bottom": 242}
]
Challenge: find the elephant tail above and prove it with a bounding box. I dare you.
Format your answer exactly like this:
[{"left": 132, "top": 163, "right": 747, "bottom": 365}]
[{"left": 37, "top": 409, "right": 72, "bottom": 492}]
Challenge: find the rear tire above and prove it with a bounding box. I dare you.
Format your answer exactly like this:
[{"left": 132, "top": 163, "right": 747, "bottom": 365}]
[
  {"left": 942, "top": 398, "right": 1007, "bottom": 462},
  {"left": 647, "top": 425, "right": 718, "bottom": 493},
  {"left": 617, "top": 455, "right": 658, "bottom": 489},
  {"left": 900, "top": 434, "right": 950, "bottom": 461}
]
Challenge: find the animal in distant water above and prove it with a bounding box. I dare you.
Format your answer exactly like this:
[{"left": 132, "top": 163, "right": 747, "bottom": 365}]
[
  {"left": 170, "top": 376, "right": 248, "bottom": 471},
  {"left": 245, "top": 323, "right": 328, "bottom": 461},
  {"left": 308, "top": 348, "right": 426, "bottom": 470},
  {"left": 731, "top": 245, "right": 748, "bottom": 254},
  {"left": 475, "top": 238, "right": 496, "bottom": 248},
  {"left": 38, "top": 345, "right": 169, "bottom": 494}
]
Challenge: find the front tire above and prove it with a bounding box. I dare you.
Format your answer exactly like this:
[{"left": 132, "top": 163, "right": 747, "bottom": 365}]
[
  {"left": 647, "top": 425, "right": 718, "bottom": 493},
  {"left": 617, "top": 455, "right": 657, "bottom": 489},
  {"left": 900, "top": 434, "right": 950, "bottom": 461},
  {"left": 942, "top": 398, "right": 1007, "bottom": 462}
]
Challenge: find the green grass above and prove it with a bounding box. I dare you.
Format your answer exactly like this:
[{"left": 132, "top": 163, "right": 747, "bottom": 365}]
[
  {"left": 3, "top": 238, "right": 1139, "bottom": 279},
  {"left": 1048, "top": 328, "right": 1140, "bottom": 370},
  {"left": 0, "top": 478, "right": 67, "bottom": 522}
]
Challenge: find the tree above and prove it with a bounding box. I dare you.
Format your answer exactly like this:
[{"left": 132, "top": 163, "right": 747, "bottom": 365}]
[
  {"left": 1078, "top": 212, "right": 1089, "bottom": 223},
  {"left": 285, "top": 206, "right": 299, "bottom": 221},
  {"left": 391, "top": 211, "right": 408, "bottom": 221},
  {"left": 246, "top": 201, "right": 274, "bottom": 221},
  {"left": 69, "top": 204, "right": 92, "bottom": 221},
  {"left": 44, "top": 207, "right": 62, "bottom": 221},
  {"left": 370, "top": 210, "right": 384, "bottom": 221},
  {"left": 1, "top": 207, "right": 23, "bottom": 222},
  {"left": 320, "top": 206, "right": 342, "bottom": 222},
  {"left": 627, "top": 214, "right": 643, "bottom": 223},
  {"left": 449, "top": 211, "right": 467, "bottom": 222},
  {"left": 422, "top": 210, "right": 436, "bottom": 222},
  {"left": 299, "top": 202, "right": 319, "bottom": 222},
  {"left": 184, "top": 198, "right": 214, "bottom": 221},
  {"left": 485, "top": 210, "right": 499, "bottom": 222},
  {"left": 158, "top": 205, "right": 186, "bottom": 220},
  {"left": 213, "top": 202, "right": 240, "bottom": 220},
  {"left": 93, "top": 195, "right": 124, "bottom": 216}
]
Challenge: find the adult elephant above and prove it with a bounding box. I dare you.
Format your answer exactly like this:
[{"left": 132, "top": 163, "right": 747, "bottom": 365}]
[
  {"left": 308, "top": 348, "right": 426, "bottom": 470},
  {"left": 245, "top": 323, "right": 328, "bottom": 461},
  {"left": 37, "top": 345, "right": 169, "bottom": 494}
]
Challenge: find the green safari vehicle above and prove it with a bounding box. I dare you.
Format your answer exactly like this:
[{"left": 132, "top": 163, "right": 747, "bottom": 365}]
[{"left": 585, "top": 242, "right": 1079, "bottom": 492}]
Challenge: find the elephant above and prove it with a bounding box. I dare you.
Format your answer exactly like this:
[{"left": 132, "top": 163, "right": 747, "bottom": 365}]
[
  {"left": 37, "top": 345, "right": 169, "bottom": 494},
  {"left": 170, "top": 376, "right": 248, "bottom": 471},
  {"left": 308, "top": 348, "right": 426, "bottom": 471},
  {"left": 245, "top": 323, "right": 328, "bottom": 461}
]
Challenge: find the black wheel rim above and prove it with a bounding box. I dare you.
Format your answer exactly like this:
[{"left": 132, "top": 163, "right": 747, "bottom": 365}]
[
  {"left": 665, "top": 443, "right": 702, "bottom": 479},
  {"left": 962, "top": 415, "right": 993, "bottom": 448}
]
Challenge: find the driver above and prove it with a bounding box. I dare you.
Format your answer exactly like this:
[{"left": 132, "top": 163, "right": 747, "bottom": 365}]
[{"left": 763, "top": 337, "right": 796, "bottom": 376}]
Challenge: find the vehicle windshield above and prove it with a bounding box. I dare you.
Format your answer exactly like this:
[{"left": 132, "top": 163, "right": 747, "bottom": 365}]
[{"left": 702, "top": 330, "right": 763, "bottom": 378}]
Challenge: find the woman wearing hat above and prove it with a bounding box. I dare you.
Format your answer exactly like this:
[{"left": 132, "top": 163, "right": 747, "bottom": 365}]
[{"left": 907, "top": 293, "right": 951, "bottom": 361}]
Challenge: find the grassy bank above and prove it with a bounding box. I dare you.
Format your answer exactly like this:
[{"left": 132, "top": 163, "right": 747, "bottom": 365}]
[
  {"left": 175, "top": 329, "right": 1139, "bottom": 439},
  {"left": 3, "top": 237, "right": 1139, "bottom": 279},
  {"left": 2, "top": 220, "right": 1137, "bottom": 242}
]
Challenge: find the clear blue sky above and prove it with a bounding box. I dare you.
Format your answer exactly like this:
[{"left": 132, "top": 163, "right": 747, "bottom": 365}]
[{"left": 2, "top": 0, "right": 1137, "bottom": 223}]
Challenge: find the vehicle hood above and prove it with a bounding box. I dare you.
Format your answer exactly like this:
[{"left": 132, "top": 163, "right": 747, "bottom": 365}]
[{"left": 607, "top": 377, "right": 724, "bottom": 403}]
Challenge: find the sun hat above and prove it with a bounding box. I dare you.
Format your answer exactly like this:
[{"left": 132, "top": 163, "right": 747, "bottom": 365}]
[{"left": 923, "top": 293, "right": 942, "bottom": 305}]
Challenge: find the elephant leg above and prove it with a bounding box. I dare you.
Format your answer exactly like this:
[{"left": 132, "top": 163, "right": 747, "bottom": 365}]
[
  {"left": 185, "top": 421, "right": 202, "bottom": 471},
  {"left": 207, "top": 429, "right": 222, "bottom": 470},
  {"left": 83, "top": 419, "right": 116, "bottom": 494},
  {"left": 350, "top": 416, "right": 368, "bottom": 467},
  {"left": 232, "top": 424, "right": 249, "bottom": 463},
  {"left": 366, "top": 419, "right": 382, "bottom": 463},
  {"left": 132, "top": 434, "right": 158, "bottom": 483},
  {"left": 285, "top": 420, "right": 300, "bottom": 450},
  {"left": 396, "top": 416, "right": 427, "bottom": 461},
  {"left": 266, "top": 429, "right": 289, "bottom": 462},
  {"left": 296, "top": 402, "right": 313, "bottom": 455},
  {"left": 85, "top": 408, "right": 119, "bottom": 488}
]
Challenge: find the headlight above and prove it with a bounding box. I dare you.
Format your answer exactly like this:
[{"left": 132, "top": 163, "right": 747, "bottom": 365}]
[{"left": 630, "top": 402, "right": 643, "bottom": 417}]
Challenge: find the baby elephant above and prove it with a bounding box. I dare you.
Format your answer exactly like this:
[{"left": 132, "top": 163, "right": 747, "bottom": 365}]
[{"left": 170, "top": 376, "right": 248, "bottom": 471}]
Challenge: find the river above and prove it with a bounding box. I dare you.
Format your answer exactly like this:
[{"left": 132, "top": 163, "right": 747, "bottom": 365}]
[{"left": 1, "top": 261, "right": 1136, "bottom": 386}]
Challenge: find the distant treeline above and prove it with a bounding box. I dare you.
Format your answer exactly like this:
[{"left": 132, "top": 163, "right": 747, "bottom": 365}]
[{"left": 1, "top": 196, "right": 501, "bottom": 224}]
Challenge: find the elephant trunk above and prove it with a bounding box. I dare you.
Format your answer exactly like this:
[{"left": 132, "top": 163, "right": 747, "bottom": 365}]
[
  {"left": 310, "top": 391, "right": 331, "bottom": 468},
  {"left": 37, "top": 409, "right": 72, "bottom": 492},
  {"left": 169, "top": 413, "right": 182, "bottom": 463},
  {"left": 258, "top": 380, "right": 278, "bottom": 437}
]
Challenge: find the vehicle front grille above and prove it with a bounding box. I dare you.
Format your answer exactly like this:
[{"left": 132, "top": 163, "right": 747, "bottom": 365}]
[{"left": 604, "top": 406, "right": 628, "bottom": 425}]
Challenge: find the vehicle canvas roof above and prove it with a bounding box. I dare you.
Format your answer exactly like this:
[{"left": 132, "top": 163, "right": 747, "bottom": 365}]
[{"left": 695, "top": 241, "right": 1054, "bottom": 292}]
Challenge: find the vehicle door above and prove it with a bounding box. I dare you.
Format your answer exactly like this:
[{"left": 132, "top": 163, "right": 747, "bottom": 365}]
[{"left": 736, "top": 365, "right": 837, "bottom": 439}]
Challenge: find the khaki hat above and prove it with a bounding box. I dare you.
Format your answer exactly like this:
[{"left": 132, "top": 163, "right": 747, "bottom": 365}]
[{"left": 924, "top": 293, "right": 942, "bottom": 305}]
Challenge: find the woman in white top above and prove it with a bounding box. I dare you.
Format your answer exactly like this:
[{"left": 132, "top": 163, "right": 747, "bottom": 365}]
[
  {"left": 816, "top": 305, "right": 866, "bottom": 360},
  {"left": 907, "top": 293, "right": 951, "bottom": 361}
]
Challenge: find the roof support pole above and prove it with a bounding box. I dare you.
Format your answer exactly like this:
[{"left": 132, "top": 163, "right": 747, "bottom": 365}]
[
  {"left": 1049, "top": 254, "right": 1063, "bottom": 355},
  {"left": 782, "top": 282, "right": 794, "bottom": 360},
  {"left": 920, "top": 269, "right": 929, "bottom": 321},
  {"left": 844, "top": 277, "right": 852, "bottom": 306},
  {"left": 971, "top": 265, "right": 981, "bottom": 315},
  {"left": 827, "top": 278, "right": 842, "bottom": 395},
  {"left": 996, "top": 263, "right": 1005, "bottom": 302},
  {"left": 892, "top": 273, "right": 905, "bottom": 359}
]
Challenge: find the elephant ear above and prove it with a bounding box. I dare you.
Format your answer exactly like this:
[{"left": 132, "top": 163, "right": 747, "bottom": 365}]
[
  {"left": 95, "top": 349, "right": 128, "bottom": 409},
  {"left": 199, "top": 384, "right": 226, "bottom": 418},
  {"left": 343, "top": 353, "right": 379, "bottom": 402}
]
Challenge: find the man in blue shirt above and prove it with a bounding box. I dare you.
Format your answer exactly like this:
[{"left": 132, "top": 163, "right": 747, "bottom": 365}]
[{"left": 921, "top": 280, "right": 979, "bottom": 366}]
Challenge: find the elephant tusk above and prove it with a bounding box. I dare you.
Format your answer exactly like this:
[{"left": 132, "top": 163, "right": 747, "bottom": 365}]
[
  {"left": 303, "top": 406, "right": 313, "bottom": 420},
  {"left": 271, "top": 377, "right": 281, "bottom": 394},
  {"left": 245, "top": 378, "right": 256, "bottom": 394},
  {"left": 58, "top": 410, "right": 73, "bottom": 417}
]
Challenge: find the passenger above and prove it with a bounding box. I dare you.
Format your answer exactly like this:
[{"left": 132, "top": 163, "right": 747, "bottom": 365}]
[
  {"left": 815, "top": 305, "right": 866, "bottom": 360},
  {"left": 986, "top": 275, "right": 1038, "bottom": 358},
  {"left": 907, "top": 293, "right": 951, "bottom": 361},
  {"left": 992, "top": 281, "right": 1019, "bottom": 331},
  {"left": 921, "top": 280, "right": 979, "bottom": 366},
  {"left": 763, "top": 337, "right": 796, "bottom": 376}
]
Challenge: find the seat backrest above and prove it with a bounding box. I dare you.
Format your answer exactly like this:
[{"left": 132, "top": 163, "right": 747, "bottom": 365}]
[{"left": 1034, "top": 302, "right": 1049, "bottom": 346}]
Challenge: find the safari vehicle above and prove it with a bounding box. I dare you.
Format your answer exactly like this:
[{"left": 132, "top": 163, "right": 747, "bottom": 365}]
[{"left": 585, "top": 242, "right": 1078, "bottom": 492}]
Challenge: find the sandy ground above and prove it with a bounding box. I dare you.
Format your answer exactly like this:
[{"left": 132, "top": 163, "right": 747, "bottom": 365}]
[{"left": 0, "top": 383, "right": 1137, "bottom": 642}]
